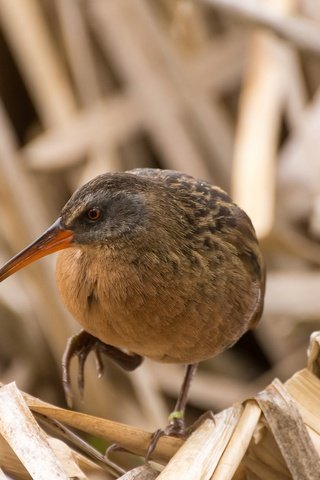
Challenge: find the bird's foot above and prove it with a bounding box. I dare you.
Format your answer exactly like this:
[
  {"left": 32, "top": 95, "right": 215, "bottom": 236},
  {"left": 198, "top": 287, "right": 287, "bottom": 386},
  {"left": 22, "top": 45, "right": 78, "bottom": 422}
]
[
  {"left": 105, "top": 442, "right": 133, "bottom": 458},
  {"left": 62, "top": 330, "right": 102, "bottom": 407},
  {"left": 105, "top": 412, "right": 185, "bottom": 463},
  {"left": 105, "top": 411, "right": 215, "bottom": 463},
  {"left": 62, "top": 330, "right": 143, "bottom": 408},
  {"left": 146, "top": 410, "right": 215, "bottom": 462},
  {"left": 146, "top": 410, "right": 187, "bottom": 462}
]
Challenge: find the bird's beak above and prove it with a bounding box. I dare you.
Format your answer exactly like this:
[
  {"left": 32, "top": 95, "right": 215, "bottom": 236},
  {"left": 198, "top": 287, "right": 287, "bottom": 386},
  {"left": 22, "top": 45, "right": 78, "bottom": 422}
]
[{"left": 0, "top": 217, "right": 73, "bottom": 282}]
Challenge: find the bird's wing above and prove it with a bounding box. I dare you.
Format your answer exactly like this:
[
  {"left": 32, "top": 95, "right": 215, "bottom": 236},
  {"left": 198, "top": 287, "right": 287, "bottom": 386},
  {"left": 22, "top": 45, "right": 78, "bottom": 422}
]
[{"left": 131, "top": 167, "right": 266, "bottom": 329}]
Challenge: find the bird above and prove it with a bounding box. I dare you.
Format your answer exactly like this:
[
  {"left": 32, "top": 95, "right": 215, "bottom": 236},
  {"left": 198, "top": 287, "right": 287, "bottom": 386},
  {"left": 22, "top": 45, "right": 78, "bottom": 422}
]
[{"left": 0, "top": 168, "right": 265, "bottom": 456}]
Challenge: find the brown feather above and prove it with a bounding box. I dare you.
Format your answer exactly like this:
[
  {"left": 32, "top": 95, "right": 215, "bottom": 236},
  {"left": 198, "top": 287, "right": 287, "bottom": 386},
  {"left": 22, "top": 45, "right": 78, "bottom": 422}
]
[{"left": 56, "top": 169, "right": 265, "bottom": 364}]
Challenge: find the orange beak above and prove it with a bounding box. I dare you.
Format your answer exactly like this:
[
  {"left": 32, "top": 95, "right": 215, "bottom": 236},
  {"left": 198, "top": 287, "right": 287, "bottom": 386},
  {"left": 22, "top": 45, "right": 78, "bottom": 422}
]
[{"left": 0, "top": 218, "right": 73, "bottom": 282}]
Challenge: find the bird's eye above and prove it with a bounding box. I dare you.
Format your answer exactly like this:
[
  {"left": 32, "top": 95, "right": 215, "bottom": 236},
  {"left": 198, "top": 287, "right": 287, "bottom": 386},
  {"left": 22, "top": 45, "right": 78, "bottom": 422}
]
[{"left": 86, "top": 208, "right": 102, "bottom": 221}]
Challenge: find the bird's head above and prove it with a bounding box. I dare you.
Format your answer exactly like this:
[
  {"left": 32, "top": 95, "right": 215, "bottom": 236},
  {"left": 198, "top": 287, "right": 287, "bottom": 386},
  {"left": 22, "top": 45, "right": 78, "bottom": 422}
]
[{"left": 0, "top": 173, "right": 150, "bottom": 281}]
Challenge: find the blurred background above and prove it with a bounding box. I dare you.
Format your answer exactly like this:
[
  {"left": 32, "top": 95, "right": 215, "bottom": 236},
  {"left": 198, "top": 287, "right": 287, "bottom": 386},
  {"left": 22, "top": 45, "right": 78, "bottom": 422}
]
[{"left": 0, "top": 0, "right": 320, "bottom": 451}]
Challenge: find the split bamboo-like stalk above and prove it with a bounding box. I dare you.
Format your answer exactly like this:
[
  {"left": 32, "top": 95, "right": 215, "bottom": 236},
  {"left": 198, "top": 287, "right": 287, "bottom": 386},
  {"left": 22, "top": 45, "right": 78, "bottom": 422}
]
[{"left": 232, "top": 0, "right": 297, "bottom": 238}]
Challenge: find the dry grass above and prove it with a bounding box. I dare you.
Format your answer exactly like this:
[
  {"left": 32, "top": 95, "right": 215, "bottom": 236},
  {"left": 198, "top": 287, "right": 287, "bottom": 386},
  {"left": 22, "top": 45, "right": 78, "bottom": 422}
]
[{"left": 1, "top": 332, "right": 320, "bottom": 478}]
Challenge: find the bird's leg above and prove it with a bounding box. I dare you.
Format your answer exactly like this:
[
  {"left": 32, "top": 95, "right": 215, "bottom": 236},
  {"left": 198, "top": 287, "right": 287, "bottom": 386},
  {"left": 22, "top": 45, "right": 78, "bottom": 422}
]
[
  {"left": 146, "top": 363, "right": 198, "bottom": 460},
  {"left": 62, "top": 329, "right": 143, "bottom": 407},
  {"left": 167, "top": 363, "right": 198, "bottom": 433}
]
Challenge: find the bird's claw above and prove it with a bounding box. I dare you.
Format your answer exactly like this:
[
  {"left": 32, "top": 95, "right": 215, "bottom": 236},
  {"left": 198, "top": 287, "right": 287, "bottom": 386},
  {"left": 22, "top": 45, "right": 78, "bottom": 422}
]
[
  {"left": 62, "top": 330, "right": 144, "bottom": 408},
  {"left": 94, "top": 349, "right": 104, "bottom": 378},
  {"left": 105, "top": 416, "right": 186, "bottom": 463},
  {"left": 62, "top": 330, "right": 99, "bottom": 407},
  {"left": 145, "top": 410, "right": 215, "bottom": 461},
  {"left": 146, "top": 415, "right": 187, "bottom": 462},
  {"left": 105, "top": 443, "right": 132, "bottom": 457}
]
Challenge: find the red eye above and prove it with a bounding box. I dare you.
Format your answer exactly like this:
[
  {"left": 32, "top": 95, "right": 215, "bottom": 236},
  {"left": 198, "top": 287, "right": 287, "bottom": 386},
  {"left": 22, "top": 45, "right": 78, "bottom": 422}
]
[{"left": 87, "top": 208, "right": 102, "bottom": 221}]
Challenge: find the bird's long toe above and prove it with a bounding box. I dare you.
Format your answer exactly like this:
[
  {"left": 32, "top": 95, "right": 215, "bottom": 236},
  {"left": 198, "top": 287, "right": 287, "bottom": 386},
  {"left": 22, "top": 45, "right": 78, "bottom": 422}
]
[{"left": 61, "top": 329, "right": 144, "bottom": 407}]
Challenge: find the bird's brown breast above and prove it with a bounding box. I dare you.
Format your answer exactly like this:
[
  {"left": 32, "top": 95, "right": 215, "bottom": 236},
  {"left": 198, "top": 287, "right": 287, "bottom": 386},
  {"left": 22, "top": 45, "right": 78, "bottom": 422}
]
[{"left": 56, "top": 222, "right": 264, "bottom": 364}]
